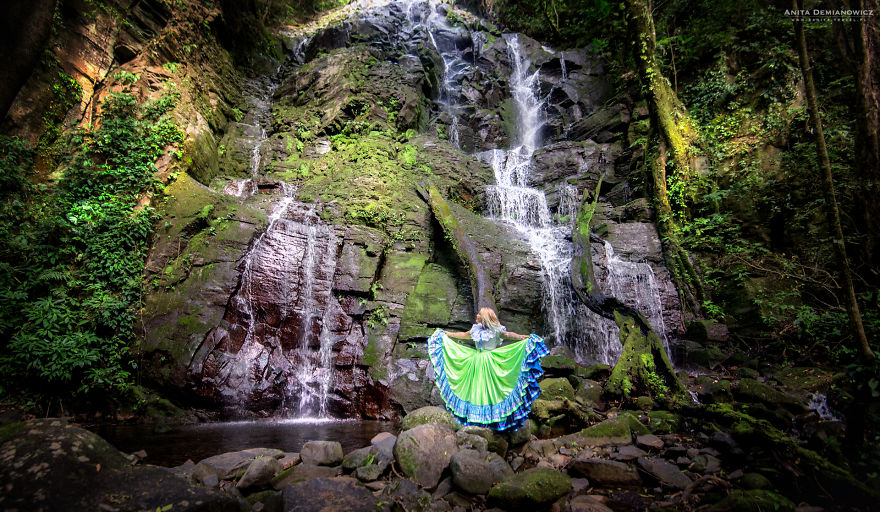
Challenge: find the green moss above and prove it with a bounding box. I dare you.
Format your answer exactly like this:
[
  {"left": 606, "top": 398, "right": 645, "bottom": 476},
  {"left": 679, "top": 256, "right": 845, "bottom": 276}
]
[
  {"left": 579, "top": 417, "right": 631, "bottom": 443},
  {"left": 0, "top": 422, "right": 24, "bottom": 443},
  {"left": 706, "top": 490, "right": 795, "bottom": 512},
  {"left": 644, "top": 410, "right": 682, "bottom": 434},
  {"left": 401, "top": 406, "right": 459, "bottom": 430},
  {"left": 539, "top": 378, "right": 576, "bottom": 401},
  {"left": 488, "top": 468, "right": 572, "bottom": 508},
  {"left": 362, "top": 335, "right": 381, "bottom": 368}
]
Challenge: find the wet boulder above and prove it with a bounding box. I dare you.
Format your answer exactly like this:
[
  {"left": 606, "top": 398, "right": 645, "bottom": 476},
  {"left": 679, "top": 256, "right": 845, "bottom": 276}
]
[{"left": 394, "top": 423, "right": 459, "bottom": 488}]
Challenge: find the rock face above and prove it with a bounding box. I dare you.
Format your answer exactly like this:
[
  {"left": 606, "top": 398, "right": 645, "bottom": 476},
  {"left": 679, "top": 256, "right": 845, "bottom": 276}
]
[
  {"left": 0, "top": 419, "right": 238, "bottom": 512},
  {"left": 133, "top": 0, "right": 687, "bottom": 420}
]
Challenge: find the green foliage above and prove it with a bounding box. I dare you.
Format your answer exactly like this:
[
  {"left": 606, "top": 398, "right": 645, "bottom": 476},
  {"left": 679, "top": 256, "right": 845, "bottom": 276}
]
[{"left": 0, "top": 80, "right": 183, "bottom": 404}]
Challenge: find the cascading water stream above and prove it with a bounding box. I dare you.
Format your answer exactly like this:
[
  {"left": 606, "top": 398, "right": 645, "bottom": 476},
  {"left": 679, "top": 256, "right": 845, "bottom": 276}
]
[
  {"left": 289, "top": 218, "right": 339, "bottom": 419},
  {"left": 403, "top": 0, "right": 471, "bottom": 147},
  {"left": 477, "top": 34, "right": 577, "bottom": 345},
  {"left": 574, "top": 241, "right": 672, "bottom": 364}
]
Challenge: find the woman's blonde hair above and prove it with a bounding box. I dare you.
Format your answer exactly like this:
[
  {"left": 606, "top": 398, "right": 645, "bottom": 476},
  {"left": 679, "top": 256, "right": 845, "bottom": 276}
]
[{"left": 476, "top": 307, "right": 501, "bottom": 330}]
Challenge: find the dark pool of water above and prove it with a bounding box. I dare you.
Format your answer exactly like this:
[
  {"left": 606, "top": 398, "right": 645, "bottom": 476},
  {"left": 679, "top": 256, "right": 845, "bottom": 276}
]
[{"left": 90, "top": 419, "right": 396, "bottom": 467}]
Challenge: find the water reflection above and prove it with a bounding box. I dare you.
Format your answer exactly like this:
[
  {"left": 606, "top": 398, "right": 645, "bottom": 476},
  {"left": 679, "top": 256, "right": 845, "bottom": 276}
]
[{"left": 91, "top": 420, "right": 395, "bottom": 467}]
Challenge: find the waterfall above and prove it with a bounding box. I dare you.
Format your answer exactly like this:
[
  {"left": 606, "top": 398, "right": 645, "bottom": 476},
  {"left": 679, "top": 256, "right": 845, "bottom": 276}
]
[
  {"left": 473, "top": 34, "right": 577, "bottom": 345},
  {"left": 205, "top": 199, "right": 341, "bottom": 418},
  {"left": 290, "top": 219, "right": 340, "bottom": 418},
  {"left": 572, "top": 241, "right": 672, "bottom": 365},
  {"left": 404, "top": 0, "right": 471, "bottom": 147}
]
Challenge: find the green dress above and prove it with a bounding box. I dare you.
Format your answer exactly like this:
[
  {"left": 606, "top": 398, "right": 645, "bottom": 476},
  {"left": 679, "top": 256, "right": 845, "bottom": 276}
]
[{"left": 427, "top": 326, "right": 549, "bottom": 431}]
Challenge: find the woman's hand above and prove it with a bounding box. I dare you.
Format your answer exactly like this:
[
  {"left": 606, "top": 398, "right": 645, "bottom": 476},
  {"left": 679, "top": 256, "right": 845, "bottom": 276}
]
[{"left": 502, "top": 331, "right": 528, "bottom": 340}]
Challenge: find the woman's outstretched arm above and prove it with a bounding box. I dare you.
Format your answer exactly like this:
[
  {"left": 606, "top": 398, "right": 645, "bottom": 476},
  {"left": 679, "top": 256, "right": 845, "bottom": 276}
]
[
  {"left": 501, "top": 330, "right": 529, "bottom": 340},
  {"left": 444, "top": 330, "right": 472, "bottom": 339}
]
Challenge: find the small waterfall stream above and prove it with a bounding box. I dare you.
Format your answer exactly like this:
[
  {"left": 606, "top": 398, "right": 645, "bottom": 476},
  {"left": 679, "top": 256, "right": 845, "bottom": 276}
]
[{"left": 575, "top": 241, "right": 672, "bottom": 364}]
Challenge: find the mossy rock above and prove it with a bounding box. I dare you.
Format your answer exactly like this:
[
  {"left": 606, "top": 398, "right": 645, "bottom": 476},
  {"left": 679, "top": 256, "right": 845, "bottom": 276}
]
[
  {"left": 644, "top": 410, "right": 682, "bottom": 434},
  {"left": 578, "top": 412, "right": 647, "bottom": 445},
  {"left": 579, "top": 363, "right": 612, "bottom": 380},
  {"left": 574, "top": 379, "right": 603, "bottom": 407},
  {"left": 541, "top": 355, "right": 577, "bottom": 376},
  {"left": 634, "top": 396, "right": 654, "bottom": 411},
  {"left": 741, "top": 472, "right": 772, "bottom": 490},
  {"left": 706, "top": 490, "right": 794, "bottom": 512},
  {"left": 399, "top": 263, "right": 462, "bottom": 340},
  {"left": 733, "top": 379, "right": 807, "bottom": 413},
  {"left": 683, "top": 340, "right": 726, "bottom": 369},
  {"left": 539, "top": 378, "right": 575, "bottom": 401},
  {"left": 488, "top": 467, "right": 572, "bottom": 510},
  {"left": 772, "top": 367, "right": 839, "bottom": 391},
  {"left": 530, "top": 399, "right": 563, "bottom": 422},
  {"left": 400, "top": 406, "right": 460, "bottom": 430}
]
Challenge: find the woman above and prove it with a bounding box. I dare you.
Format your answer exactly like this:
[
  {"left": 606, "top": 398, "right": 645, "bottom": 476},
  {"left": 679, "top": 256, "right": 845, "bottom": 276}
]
[{"left": 427, "top": 307, "right": 549, "bottom": 431}]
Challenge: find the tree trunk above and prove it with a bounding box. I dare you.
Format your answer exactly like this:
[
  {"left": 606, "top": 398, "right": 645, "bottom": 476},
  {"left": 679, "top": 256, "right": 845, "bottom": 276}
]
[
  {"left": 793, "top": 0, "right": 875, "bottom": 361},
  {"left": 570, "top": 178, "right": 689, "bottom": 404},
  {"left": 417, "top": 182, "right": 497, "bottom": 315},
  {"left": 833, "top": 0, "right": 880, "bottom": 283},
  {"left": 623, "top": 0, "right": 704, "bottom": 313}
]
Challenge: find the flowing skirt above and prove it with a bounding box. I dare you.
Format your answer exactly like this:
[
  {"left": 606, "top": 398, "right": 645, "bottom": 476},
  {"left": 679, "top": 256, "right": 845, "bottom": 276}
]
[{"left": 427, "top": 328, "right": 549, "bottom": 431}]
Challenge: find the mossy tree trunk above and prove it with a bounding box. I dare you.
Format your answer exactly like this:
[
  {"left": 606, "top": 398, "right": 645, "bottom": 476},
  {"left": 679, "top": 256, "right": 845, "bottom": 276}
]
[
  {"left": 793, "top": 0, "right": 875, "bottom": 362},
  {"left": 605, "top": 311, "right": 689, "bottom": 403},
  {"left": 417, "top": 182, "right": 497, "bottom": 314},
  {"left": 623, "top": 0, "right": 704, "bottom": 314},
  {"left": 571, "top": 181, "right": 688, "bottom": 404}
]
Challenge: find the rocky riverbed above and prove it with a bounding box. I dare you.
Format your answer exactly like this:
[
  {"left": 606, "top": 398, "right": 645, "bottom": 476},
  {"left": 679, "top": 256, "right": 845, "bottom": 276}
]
[{"left": 2, "top": 355, "right": 871, "bottom": 511}]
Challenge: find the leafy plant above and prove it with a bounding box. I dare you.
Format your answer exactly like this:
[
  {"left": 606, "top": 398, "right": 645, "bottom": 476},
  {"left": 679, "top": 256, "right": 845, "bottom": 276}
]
[{"left": 0, "top": 78, "right": 183, "bottom": 404}]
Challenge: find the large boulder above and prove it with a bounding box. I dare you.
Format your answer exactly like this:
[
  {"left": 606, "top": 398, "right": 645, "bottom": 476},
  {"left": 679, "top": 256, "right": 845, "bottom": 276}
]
[
  {"left": 449, "top": 449, "right": 512, "bottom": 494},
  {"left": 300, "top": 440, "right": 344, "bottom": 466},
  {"left": 195, "top": 450, "right": 260, "bottom": 481},
  {"left": 0, "top": 419, "right": 238, "bottom": 511},
  {"left": 394, "top": 423, "right": 458, "bottom": 488},
  {"left": 236, "top": 456, "right": 282, "bottom": 491},
  {"left": 488, "top": 467, "right": 572, "bottom": 510}
]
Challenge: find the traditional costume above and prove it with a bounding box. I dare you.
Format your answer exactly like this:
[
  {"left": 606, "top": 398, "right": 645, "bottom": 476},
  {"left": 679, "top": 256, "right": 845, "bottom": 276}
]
[{"left": 427, "top": 324, "right": 548, "bottom": 431}]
